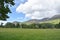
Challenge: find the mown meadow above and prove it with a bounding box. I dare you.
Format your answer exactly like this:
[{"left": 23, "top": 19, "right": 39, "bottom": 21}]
[{"left": 0, "top": 28, "right": 60, "bottom": 40}]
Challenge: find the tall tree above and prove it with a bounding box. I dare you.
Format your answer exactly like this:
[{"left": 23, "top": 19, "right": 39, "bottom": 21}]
[
  {"left": 0, "top": 0, "right": 15, "bottom": 20},
  {"left": 16, "top": 23, "right": 20, "bottom": 28},
  {"left": 55, "top": 22, "right": 60, "bottom": 28},
  {"left": 0, "top": 22, "right": 3, "bottom": 27}
]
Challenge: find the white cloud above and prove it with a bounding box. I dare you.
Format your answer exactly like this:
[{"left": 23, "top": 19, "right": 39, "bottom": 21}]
[
  {"left": 16, "top": 0, "right": 60, "bottom": 19},
  {"left": 0, "top": 21, "right": 7, "bottom": 25},
  {"left": 0, "top": 20, "right": 15, "bottom": 25}
]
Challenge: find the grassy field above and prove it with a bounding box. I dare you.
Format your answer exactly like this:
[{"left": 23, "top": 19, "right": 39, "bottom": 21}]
[{"left": 0, "top": 28, "right": 60, "bottom": 40}]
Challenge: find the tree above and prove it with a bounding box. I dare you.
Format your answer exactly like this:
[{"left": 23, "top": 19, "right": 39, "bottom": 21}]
[
  {"left": 28, "top": 23, "right": 39, "bottom": 29},
  {"left": 0, "top": 0, "right": 15, "bottom": 20},
  {"left": 5, "top": 22, "right": 15, "bottom": 28},
  {"left": 41, "top": 23, "right": 54, "bottom": 29},
  {"left": 21, "top": 23, "right": 28, "bottom": 28},
  {"left": 55, "top": 22, "right": 60, "bottom": 28},
  {"left": 16, "top": 23, "right": 20, "bottom": 28},
  {"left": 36, "top": 23, "right": 41, "bottom": 28},
  {"left": 0, "top": 22, "right": 3, "bottom": 27}
]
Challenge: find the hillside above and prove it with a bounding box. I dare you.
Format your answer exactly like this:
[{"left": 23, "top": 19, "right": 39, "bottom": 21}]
[
  {"left": 41, "top": 19, "right": 60, "bottom": 24},
  {"left": 49, "top": 14, "right": 60, "bottom": 20},
  {"left": 41, "top": 14, "right": 60, "bottom": 24},
  {"left": 24, "top": 14, "right": 60, "bottom": 24}
]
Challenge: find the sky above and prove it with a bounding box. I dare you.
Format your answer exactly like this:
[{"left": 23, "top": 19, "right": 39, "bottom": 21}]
[{"left": 0, "top": 0, "right": 60, "bottom": 24}]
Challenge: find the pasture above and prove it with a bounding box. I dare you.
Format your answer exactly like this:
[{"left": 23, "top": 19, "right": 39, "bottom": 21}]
[{"left": 0, "top": 28, "right": 60, "bottom": 40}]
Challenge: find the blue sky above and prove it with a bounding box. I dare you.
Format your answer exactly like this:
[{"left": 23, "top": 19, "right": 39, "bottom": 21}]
[{"left": 7, "top": 0, "right": 29, "bottom": 22}]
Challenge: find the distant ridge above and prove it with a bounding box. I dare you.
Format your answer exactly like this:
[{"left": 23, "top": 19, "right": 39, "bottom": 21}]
[
  {"left": 24, "top": 14, "right": 60, "bottom": 23},
  {"left": 49, "top": 14, "right": 60, "bottom": 20}
]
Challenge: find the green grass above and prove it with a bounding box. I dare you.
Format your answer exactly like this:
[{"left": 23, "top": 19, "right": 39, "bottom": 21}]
[{"left": 0, "top": 28, "right": 60, "bottom": 40}]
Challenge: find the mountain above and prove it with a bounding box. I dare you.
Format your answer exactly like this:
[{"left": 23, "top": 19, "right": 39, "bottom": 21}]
[
  {"left": 25, "top": 18, "right": 49, "bottom": 23},
  {"left": 24, "top": 14, "right": 60, "bottom": 23},
  {"left": 49, "top": 14, "right": 60, "bottom": 20},
  {"left": 25, "top": 19, "right": 40, "bottom": 23}
]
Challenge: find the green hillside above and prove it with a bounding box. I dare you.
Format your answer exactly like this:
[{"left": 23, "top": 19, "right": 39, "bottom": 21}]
[{"left": 41, "top": 19, "right": 60, "bottom": 24}]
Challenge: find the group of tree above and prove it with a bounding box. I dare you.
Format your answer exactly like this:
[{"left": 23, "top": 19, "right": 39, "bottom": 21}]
[
  {"left": 0, "top": 22, "right": 60, "bottom": 29},
  {"left": 55, "top": 22, "right": 60, "bottom": 28},
  {"left": 4, "top": 22, "right": 20, "bottom": 28}
]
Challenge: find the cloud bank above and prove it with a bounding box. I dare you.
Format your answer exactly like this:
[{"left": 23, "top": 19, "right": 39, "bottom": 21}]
[{"left": 16, "top": 0, "right": 60, "bottom": 19}]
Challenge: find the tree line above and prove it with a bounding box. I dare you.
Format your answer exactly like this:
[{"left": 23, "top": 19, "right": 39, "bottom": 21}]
[{"left": 0, "top": 22, "right": 60, "bottom": 29}]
